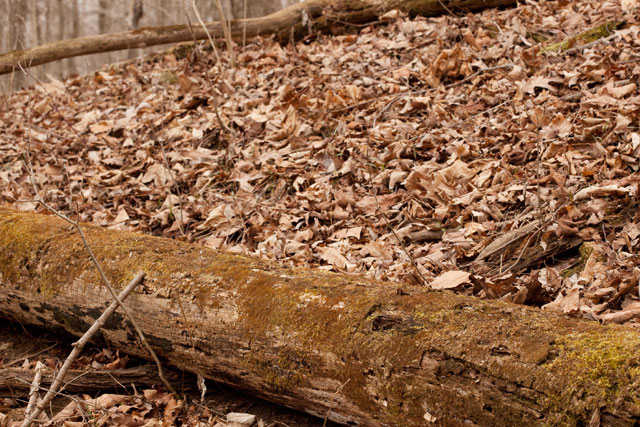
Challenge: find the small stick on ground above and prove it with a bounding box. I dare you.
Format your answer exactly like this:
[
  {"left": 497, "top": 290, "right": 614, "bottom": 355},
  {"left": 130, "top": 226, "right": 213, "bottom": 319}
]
[
  {"left": 191, "top": 0, "right": 221, "bottom": 62},
  {"left": 23, "top": 361, "right": 45, "bottom": 421},
  {"left": 21, "top": 272, "right": 145, "bottom": 427},
  {"left": 322, "top": 379, "right": 350, "bottom": 427}
]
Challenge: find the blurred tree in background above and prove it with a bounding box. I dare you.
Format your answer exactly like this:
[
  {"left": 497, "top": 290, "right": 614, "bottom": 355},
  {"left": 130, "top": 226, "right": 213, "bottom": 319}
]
[{"left": 1, "top": 0, "right": 294, "bottom": 93}]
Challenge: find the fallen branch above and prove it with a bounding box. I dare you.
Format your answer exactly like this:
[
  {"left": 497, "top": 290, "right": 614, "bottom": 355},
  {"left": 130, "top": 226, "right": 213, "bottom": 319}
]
[
  {"left": 0, "top": 365, "right": 195, "bottom": 396},
  {"left": 0, "top": 0, "right": 517, "bottom": 75},
  {"left": 23, "top": 362, "right": 44, "bottom": 421},
  {"left": 21, "top": 80, "right": 176, "bottom": 396}
]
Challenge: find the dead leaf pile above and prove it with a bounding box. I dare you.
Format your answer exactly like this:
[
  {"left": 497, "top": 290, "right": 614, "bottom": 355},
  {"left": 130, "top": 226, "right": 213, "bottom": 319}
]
[
  {"left": 36, "top": 389, "right": 256, "bottom": 426},
  {"left": 1, "top": 0, "right": 640, "bottom": 325}
]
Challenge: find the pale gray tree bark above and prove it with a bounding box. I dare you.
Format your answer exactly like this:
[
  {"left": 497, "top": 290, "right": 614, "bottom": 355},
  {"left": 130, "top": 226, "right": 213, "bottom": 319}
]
[
  {"left": 8, "top": 0, "right": 27, "bottom": 88},
  {"left": 56, "top": 0, "right": 66, "bottom": 76},
  {"left": 0, "top": 0, "right": 297, "bottom": 91}
]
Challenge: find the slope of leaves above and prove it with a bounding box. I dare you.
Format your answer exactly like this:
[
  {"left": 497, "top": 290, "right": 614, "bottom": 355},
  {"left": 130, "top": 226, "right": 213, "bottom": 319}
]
[{"left": 1, "top": 0, "right": 640, "bottom": 325}]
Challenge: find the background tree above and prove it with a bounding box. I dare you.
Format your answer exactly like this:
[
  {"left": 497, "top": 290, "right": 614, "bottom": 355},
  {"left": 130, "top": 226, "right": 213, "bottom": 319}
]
[{"left": 0, "top": 0, "right": 295, "bottom": 94}]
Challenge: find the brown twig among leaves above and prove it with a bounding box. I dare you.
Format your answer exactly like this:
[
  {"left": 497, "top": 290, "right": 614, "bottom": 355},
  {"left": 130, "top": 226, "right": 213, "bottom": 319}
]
[
  {"left": 191, "top": 0, "right": 221, "bottom": 63},
  {"left": 188, "top": 3, "right": 236, "bottom": 138}
]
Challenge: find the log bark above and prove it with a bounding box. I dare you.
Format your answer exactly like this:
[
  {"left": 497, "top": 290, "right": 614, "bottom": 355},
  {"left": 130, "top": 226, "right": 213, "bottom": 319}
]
[
  {"left": 1, "top": 207, "right": 639, "bottom": 426},
  {"left": 0, "top": 0, "right": 517, "bottom": 76}
]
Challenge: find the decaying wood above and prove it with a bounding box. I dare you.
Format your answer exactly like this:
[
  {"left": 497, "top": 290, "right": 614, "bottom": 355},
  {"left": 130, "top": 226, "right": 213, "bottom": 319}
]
[
  {"left": 541, "top": 20, "right": 623, "bottom": 53},
  {"left": 0, "top": 0, "right": 517, "bottom": 76},
  {"left": 0, "top": 366, "right": 196, "bottom": 397},
  {"left": 1, "top": 208, "right": 640, "bottom": 426},
  {"left": 471, "top": 218, "right": 582, "bottom": 275}
]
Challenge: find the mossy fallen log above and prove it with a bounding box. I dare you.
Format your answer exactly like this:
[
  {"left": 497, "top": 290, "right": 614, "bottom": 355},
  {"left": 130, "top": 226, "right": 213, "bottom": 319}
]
[
  {"left": 0, "top": 207, "right": 639, "bottom": 426},
  {"left": 0, "top": 0, "right": 517, "bottom": 76}
]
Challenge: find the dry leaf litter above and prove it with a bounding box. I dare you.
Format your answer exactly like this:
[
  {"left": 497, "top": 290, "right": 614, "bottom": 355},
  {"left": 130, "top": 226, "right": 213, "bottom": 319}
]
[{"left": 1, "top": 0, "right": 640, "bottom": 332}]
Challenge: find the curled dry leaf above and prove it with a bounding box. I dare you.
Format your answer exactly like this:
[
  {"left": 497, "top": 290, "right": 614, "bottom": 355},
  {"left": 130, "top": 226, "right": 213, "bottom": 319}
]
[
  {"left": 318, "top": 246, "right": 348, "bottom": 270},
  {"left": 429, "top": 270, "right": 471, "bottom": 290}
]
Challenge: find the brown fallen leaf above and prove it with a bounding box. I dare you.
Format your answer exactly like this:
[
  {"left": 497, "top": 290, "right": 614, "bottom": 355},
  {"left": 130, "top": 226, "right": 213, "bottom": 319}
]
[
  {"left": 318, "top": 246, "right": 348, "bottom": 270},
  {"left": 429, "top": 270, "right": 471, "bottom": 290}
]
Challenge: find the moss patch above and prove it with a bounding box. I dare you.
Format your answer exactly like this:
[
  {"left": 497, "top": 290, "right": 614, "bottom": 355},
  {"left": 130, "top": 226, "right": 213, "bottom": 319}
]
[{"left": 543, "top": 328, "right": 640, "bottom": 421}]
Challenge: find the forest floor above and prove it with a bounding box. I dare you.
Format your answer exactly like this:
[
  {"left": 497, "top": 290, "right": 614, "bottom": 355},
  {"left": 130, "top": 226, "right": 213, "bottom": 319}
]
[{"left": 1, "top": 0, "right": 640, "bottom": 424}]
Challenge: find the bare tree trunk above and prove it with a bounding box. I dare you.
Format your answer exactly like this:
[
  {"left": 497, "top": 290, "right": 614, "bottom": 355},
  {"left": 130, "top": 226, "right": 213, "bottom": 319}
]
[
  {"left": 30, "top": 0, "right": 41, "bottom": 47},
  {"left": 0, "top": 0, "right": 8, "bottom": 93},
  {"left": 68, "top": 0, "right": 80, "bottom": 76},
  {"left": 43, "top": 1, "right": 50, "bottom": 75},
  {"left": 29, "top": 0, "right": 44, "bottom": 77},
  {"left": 1, "top": 207, "right": 640, "bottom": 426},
  {"left": 221, "top": 0, "right": 234, "bottom": 20},
  {"left": 128, "top": 0, "right": 144, "bottom": 59},
  {"left": 56, "top": 0, "right": 66, "bottom": 76},
  {"left": 2, "top": 0, "right": 8, "bottom": 54},
  {"left": 8, "top": 0, "right": 28, "bottom": 88},
  {"left": 238, "top": 0, "right": 283, "bottom": 19},
  {"left": 98, "top": 0, "right": 110, "bottom": 34},
  {"left": 155, "top": 0, "right": 166, "bottom": 26}
]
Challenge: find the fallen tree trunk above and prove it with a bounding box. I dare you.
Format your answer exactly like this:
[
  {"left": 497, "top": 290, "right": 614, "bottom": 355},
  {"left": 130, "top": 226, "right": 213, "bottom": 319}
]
[
  {"left": 1, "top": 207, "right": 639, "bottom": 426},
  {"left": 0, "top": 0, "right": 516, "bottom": 76}
]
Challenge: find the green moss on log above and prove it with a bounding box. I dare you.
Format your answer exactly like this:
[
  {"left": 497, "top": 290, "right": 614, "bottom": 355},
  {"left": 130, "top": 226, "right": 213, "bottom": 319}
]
[{"left": 543, "top": 329, "right": 640, "bottom": 420}]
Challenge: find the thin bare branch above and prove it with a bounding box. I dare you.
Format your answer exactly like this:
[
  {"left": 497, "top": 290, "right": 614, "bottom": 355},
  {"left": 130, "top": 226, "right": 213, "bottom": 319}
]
[{"left": 21, "top": 272, "right": 145, "bottom": 427}]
